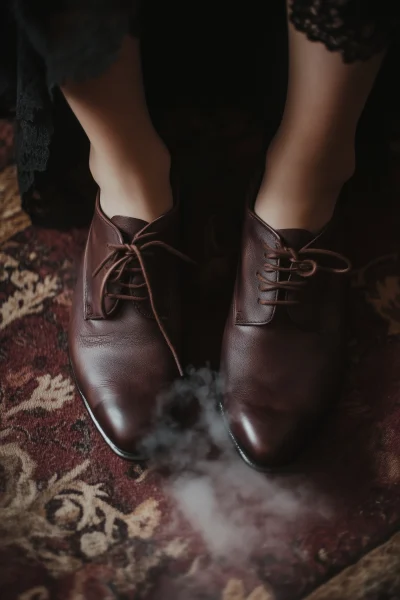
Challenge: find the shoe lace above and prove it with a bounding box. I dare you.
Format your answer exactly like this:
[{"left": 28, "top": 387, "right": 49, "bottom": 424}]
[
  {"left": 92, "top": 230, "right": 195, "bottom": 375},
  {"left": 256, "top": 241, "right": 352, "bottom": 306}
]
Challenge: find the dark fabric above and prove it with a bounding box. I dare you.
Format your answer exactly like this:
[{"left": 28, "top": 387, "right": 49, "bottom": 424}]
[
  {"left": 1, "top": 0, "right": 142, "bottom": 220},
  {"left": 0, "top": 0, "right": 399, "bottom": 227}
]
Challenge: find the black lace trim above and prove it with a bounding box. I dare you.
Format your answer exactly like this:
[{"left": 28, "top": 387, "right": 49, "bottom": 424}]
[
  {"left": 12, "top": 1, "right": 141, "bottom": 194},
  {"left": 289, "top": 0, "right": 400, "bottom": 62}
]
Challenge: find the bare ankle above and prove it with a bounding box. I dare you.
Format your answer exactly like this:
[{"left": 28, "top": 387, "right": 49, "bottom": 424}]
[
  {"left": 254, "top": 136, "right": 355, "bottom": 233},
  {"left": 266, "top": 131, "right": 356, "bottom": 189},
  {"left": 89, "top": 143, "right": 173, "bottom": 222},
  {"left": 89, "top": 139, "right": 171, "bottom": 185}
]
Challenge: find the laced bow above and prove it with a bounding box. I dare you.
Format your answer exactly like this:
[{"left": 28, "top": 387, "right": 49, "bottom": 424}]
[
  {"left": 256, "top": 241, "right": 351, "bottom": 306},
  {"left": 92, "top": 230, "right": 194, "bottom": 375}
]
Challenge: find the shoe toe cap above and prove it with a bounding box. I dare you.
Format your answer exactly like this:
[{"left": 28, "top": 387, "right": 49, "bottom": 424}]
[
  {"left": 225, "top": 404, "right": 316, "bottom": 470},
  {"left": 92, "top": 398, "right": 152, "bottom": 458}
]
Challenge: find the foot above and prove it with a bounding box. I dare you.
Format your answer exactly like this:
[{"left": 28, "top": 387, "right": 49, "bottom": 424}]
[
  {"left": 220, "top": 173, "right": 351, "bottom": 470},
  {"left": 69, "top": 192, "right": 191, "bottom": 459}
]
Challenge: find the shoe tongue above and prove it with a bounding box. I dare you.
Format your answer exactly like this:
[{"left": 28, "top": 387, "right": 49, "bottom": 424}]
[
  {"left": 111, "top": 215, "right": 149, "bottom": 241},
  {"left": 277, "top": 228, "right": 315, "bottom": 251}
]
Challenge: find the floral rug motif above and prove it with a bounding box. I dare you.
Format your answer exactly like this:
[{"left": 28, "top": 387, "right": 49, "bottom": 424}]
[{"left": 0, "top": 121, "right": 30, "bottom": 244}]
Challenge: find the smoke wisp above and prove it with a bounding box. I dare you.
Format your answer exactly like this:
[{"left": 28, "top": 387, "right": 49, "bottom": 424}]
[{"left": 139, "top": 367, "right": 331, "bottom": 561}]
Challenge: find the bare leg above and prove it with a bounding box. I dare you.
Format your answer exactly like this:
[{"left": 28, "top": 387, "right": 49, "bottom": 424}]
[
  {"left": 61, "top": 36, "right": 172, "bottom": 223},
  {"left": 255, "top": 3, "right": 385, "bottom": 233}
]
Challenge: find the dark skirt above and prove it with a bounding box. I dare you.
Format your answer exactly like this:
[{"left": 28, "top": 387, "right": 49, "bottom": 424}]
[{"left": 0, "top": 0, "right": 399, "bottom": 227}]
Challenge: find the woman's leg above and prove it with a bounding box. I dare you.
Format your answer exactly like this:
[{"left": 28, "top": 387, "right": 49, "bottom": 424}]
[
  {"left": 61, "top": 36, "right": 172, "bottom": 223},
  {"left": 254, "top": 2, "right": 385, "bottom": 233},
  {"left": 66, "top": 34, "right": 186, "bottom": 459},
  {"left": 220, "top": 7, "right": 388, "bottom": 470}
]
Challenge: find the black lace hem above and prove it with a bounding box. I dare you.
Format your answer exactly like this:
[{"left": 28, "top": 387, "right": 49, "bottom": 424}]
[
  {"left": 11, "top": 1, "right": 142, "bottom": 194},
  {"left": 289, "top": 0, "right": 400, "bottom": 62}
]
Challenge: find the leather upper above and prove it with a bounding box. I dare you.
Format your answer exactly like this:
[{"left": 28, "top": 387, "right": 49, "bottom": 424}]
[
  {"left": 69, "top": 198, "right": 185, "bottom": 455},
  {"left": 221, "top": 203, "right": 351, "bottom": 468}
]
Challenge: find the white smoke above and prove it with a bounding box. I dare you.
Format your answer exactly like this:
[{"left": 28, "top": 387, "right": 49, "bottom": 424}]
[{"left": 139, "top": 367, "right": 331, "bottom": 562}]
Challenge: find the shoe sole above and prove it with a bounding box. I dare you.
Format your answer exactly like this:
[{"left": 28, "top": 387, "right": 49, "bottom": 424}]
[
  {"left": 218, "top": 402, "right": 298, "bottom": 474},
  {"left": 69, "top": 359, "right": 147, "bottom": 462}
]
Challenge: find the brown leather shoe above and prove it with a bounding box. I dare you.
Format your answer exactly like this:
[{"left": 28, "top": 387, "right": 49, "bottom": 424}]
[
  {"left": 69, "top": 196, "right": 191, "bottom": 459},
  {"left": 220, "top": 182, "right": 351, "bottom": 470}
]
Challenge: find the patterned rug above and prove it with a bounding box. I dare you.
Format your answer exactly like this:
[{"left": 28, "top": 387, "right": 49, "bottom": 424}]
[{"left": 2, "top": 106, "right": 400, "bottom": 600}]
